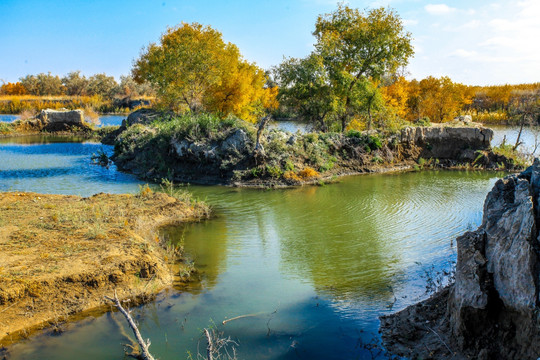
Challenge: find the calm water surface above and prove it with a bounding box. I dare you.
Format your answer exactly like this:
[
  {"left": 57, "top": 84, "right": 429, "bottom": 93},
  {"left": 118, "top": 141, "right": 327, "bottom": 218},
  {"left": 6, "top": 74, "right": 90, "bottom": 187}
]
[
  {"left": 0, "top": 114, "right": 126, "bottom": 127},
  {"left": 0, "top": 136, "right": 505, "bottom": 359}
]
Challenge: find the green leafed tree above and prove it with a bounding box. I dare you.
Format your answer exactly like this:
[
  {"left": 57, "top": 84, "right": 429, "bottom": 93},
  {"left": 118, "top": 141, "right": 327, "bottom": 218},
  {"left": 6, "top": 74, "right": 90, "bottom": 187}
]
[
  {"left": 277, "top": 5, "right": 413, "bottom": 131},
  {"left": 87, "top": 73, "right": 119, "bottom": 98},
  {"left": 62, "top": 71, "right": 89, "bottom": 96},
  {"left": 274, "top": 54, "right": 339, "bottom": 131}
]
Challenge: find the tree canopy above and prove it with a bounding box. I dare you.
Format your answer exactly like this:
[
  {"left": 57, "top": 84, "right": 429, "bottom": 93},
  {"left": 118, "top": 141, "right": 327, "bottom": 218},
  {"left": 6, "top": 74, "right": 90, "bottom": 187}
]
[
  {"left": 133, "top": 22, "right": 276, "bottom": 122},
  {"left": 275, "top": 5, "right": 413, "bottom": 131}
]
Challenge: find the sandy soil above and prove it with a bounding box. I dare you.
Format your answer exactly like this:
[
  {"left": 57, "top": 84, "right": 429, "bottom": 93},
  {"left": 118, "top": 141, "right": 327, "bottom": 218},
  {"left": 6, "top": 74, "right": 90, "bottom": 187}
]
[{"left": 0, "top": 190, "right": 209, "bottom": 344}]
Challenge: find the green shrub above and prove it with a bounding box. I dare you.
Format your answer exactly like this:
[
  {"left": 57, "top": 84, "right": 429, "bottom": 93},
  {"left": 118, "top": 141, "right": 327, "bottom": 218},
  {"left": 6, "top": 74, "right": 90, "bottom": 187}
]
[
  {"left": 415, "top": 117, "right": 431, "bottom": 126},
  {"left": 266, "top": 165, "right": 283, "bottom": 179},
  {"left": 346, "top": 129, "right": 362, "bottom": 138},
  {"left": 367, "top": 135, "right": 382, "bottom": 150}
]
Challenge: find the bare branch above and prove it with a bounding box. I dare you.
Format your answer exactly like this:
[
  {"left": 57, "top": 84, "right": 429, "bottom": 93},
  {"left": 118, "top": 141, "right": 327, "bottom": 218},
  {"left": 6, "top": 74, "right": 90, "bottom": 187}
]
[{"left": 105, "top": 291, "right": 156, "bottom": 360}]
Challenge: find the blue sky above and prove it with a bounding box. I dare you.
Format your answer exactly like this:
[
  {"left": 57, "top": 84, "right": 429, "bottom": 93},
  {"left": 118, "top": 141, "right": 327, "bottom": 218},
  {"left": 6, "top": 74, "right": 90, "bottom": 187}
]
[{"left": 0, "top": 0, "right": 538, "bottom": 86}]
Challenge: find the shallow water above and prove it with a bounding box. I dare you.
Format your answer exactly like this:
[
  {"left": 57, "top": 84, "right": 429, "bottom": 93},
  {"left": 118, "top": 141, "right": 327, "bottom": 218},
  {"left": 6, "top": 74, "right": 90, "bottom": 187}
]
[
  {"left": 0, "top": 136, "right": 505, "bottom": 359},
  {"left": 0, "top": 114, "right": 126, "bottom": 127}
]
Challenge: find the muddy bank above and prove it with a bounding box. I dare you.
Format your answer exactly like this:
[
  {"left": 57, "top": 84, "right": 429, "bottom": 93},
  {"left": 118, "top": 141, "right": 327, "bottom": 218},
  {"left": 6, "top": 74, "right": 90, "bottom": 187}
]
[
  {"left": 0, "top": 191, "right": 209, "bottom": 344},
  {"left": 380, "top": 159, "right": 540, "bottom": 359},
  {"left": 109, "top": 110, "right": 521, "bottom": 187}
]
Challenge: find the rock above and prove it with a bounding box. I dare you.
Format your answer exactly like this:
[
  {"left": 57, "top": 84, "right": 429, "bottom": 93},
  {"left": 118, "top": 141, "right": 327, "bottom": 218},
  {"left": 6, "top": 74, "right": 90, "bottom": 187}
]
[
  {"left": 400, "top": 125, "right": 493, "bottom": 159},
  {"left": 220, "top": 129, "right": 249, "bottom": 154},
  {"left": 481, "top": 176, "right": 537, "bottom": 312},
  {"left": 37, "top": 109, "right": 85, "bottom": 125},
  {"left": 287, "top": 135, "right": 297, "bottom": 145},
  {"left": 381, "top": 159, "right": 540, "bottom": 359},
  {"left": 124, "top": 109, "right": 168, "bottom": 127},
  {"left": 453, "top": 115, "right": 473, "bottom": 123},
  {"left": 171, "top": 138, "right": 191, "bottom": 158}
]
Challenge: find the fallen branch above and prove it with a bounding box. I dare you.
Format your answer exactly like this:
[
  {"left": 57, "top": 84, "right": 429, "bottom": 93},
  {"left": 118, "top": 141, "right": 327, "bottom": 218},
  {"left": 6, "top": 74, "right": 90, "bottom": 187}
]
[
  {"left": 105, "top": 290, "right": 155, "bottom": 360},
  {"left": 222, "top": 311, "right": 265, "bottom": 325},
  {"left": 204, "top": 328, "right": 214, "bottom": 360}
]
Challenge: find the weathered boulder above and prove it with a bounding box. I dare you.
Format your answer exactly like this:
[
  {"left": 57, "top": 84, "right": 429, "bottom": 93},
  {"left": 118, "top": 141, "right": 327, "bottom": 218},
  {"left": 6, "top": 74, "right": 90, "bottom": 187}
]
[
  {"left": 123, "top": 109, "right": 170, "bottom": 127},
  {"left": 453, "top": 115, "right": 473, "bottom": 123},
  {"left": 171, "top": 129, "right": 250, "bottom": 164},
  {"left": 220, "top": 129, "right": 249, "bottom": 154},
  {"left": 400, "top": 125, "right": 493, "bottom": 160},
  {"left": 37, "top": 109, "right": 85, "bottom": 125},
  {"left": 381, "top": 159, "right": 540, "bottom": 359}
]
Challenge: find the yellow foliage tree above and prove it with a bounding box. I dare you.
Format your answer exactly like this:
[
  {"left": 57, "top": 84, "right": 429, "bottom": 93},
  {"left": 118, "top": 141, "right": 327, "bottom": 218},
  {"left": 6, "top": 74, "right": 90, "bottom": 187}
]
[
  {"left": 381, "top": 76, "right": 409, "bottom": 120},
  {"left": 133, "top": 22, "right": 276, "bottom": 122}
]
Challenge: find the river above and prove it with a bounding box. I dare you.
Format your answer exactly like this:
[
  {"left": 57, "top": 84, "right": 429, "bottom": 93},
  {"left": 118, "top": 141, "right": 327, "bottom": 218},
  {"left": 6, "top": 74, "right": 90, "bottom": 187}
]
[{"left": 0, "top": 133, "right": 513, "bottom": 359}]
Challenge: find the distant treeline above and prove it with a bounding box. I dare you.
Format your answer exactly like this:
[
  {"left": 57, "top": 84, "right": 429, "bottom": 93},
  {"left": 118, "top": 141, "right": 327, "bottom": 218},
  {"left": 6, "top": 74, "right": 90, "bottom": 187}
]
[
  {"left": 0, "top": 72, "right": 155, "bottom": 114},
  {"left": 380, "top": 76, "right": 540, "bottom": 125},
  {"left": 0, "top": 71, "right": 155, "bottom": 98}
]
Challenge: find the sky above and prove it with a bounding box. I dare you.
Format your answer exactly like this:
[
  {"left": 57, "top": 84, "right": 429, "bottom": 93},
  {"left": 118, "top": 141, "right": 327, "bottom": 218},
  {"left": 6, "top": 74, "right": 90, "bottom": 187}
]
[{"left": 0, "top": 0, "right": 538, "bottom": 86}]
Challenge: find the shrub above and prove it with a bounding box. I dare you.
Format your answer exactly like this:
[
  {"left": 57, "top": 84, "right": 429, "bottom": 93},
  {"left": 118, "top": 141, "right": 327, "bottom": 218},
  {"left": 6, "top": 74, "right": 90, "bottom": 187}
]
[
  {"left": 298, "top": 167, "right": 319, "bottom": 179},
  {"left": 266, "top": 165, "right": 283, "bottom": 179},
  {"left": 415, "top": 116, "right": 431, "bottom": 126},
  {"left": 367, "top": 135, "right": 382, "bottom": 150},
  {"left": 283, "top": 170, "right": 301, "bottom": 182},
  {"left": 346, "top": 129, "right": 362, "bottom": 138}
]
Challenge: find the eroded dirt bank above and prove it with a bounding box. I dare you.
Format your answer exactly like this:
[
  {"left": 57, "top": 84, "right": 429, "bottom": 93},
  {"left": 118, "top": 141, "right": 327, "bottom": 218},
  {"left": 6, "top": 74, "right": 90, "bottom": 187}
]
[
  {"left": 110, "top": 110, "right": 521, "bottom": 187},
  {"left": 0, "top": 191, "right": 209, "bottom": 344}
]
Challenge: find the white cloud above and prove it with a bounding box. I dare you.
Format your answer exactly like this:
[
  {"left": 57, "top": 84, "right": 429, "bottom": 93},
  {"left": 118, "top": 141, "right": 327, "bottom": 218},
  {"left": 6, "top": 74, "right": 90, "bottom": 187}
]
[
  {"left": 451, "top": 49, "right": 478, "bottom": 59},
  {"left": 403, "top": 19, "right": 419, "bottom": 26},
  {"left": 424, "top": 4, "right": 456, "bottom": 15}
]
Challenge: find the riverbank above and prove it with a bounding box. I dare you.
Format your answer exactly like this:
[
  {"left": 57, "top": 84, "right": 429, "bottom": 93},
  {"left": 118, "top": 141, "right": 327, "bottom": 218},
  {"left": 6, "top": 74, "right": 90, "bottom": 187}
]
[
  {"left": 109, "top": 111, "right": 525, "bottom": 188},
  {"left": 0, "top": 190, "right": 209, "bottom": 345},
  {"left": 380, "top": 160, "right": 540, "bottom": 359}
]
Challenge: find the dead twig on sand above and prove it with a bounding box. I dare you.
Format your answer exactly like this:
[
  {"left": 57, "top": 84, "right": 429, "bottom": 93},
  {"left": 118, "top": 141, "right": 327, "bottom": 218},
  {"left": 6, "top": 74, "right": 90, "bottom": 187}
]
[{"left": 105, "top": 290, "right": 155, "bottom": 360}]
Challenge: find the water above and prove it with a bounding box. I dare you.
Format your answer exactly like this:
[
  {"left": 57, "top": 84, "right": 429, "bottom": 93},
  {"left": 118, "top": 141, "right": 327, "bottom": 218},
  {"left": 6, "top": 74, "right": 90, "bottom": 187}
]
[
  {"left": 0, "top": 115, "right": 19, "bottom": 123},
  {"left": 0, "top": 136, "right": 505, "bottom": 359},
  {"left": 490, "top": 125, "right": 539, "bottom": 154},
  {"left": 0, "top": 114, "right": 126, "bottom": 127},
  {"left": 0, "top": 137, "right": 142, "bottom": 195}
]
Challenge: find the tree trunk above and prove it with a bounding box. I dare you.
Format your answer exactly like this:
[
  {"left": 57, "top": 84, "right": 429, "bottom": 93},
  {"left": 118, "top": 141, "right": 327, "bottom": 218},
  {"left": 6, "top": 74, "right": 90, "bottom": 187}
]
[{"left": 513, "top": 115, "right": 525, "bottom": 151}]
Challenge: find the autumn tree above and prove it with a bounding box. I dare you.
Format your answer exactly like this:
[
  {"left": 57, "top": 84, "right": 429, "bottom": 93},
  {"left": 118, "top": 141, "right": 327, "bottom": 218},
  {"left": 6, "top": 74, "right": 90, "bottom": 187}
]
[
  {"left": 380, "top": 75, "right": 409, "bottom": 120},
  {"left": 87, "top": 73, "right": 119, "bottom": 98},
  {"left": 119, "top": 75, "right": 155, "bottom": 98},
  {"left": 133, "top": 22, "right": 275, "bottom": 122},
  {"left": 0, "top": 82, "right": 27, "bottom": 95},
  {"left": 509, "top": 89, "right": 540, "bottom": 150}
]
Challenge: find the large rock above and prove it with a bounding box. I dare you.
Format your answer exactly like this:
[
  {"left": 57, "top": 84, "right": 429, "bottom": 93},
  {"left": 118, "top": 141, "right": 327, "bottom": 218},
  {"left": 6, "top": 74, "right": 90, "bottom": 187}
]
[
  {"left": 123, "top": 109, "right": 170, "bottom": 127},
  {"left": 37, "top": 109, "right": 85, "bottom": 125},
  {"left": 400, "top": 125, "right": 493, "bottom": 159},
  {"left": 382, "top": 159, "right": 540, "bottom": 359},
  {"left": 220, "top": 129, "right": 249, "bottom": 154}
]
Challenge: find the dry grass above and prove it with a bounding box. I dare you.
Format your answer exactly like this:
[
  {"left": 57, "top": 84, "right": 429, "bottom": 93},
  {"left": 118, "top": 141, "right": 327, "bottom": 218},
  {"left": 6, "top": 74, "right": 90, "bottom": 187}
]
[{"left": 0, "top": 190, "right": 209, "bottom": 343}]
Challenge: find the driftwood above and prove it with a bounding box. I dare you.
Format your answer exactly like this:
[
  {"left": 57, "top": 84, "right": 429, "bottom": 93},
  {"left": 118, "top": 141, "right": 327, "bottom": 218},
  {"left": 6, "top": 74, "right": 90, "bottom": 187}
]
[
  {"left": 105, "top": 291, "right": 155, "bottom": 360},
  {"left": 204, "top": 328, "right": 214, "bottom": 360}
]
